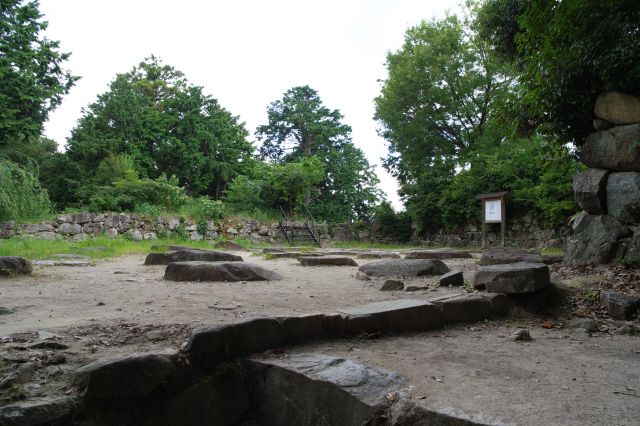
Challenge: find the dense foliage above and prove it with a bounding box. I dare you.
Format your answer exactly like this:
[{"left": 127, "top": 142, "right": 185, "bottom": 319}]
[
  {"left": 0, "top": 0, "right": 77, "bottom": 153},
  {"left": 476, "top": 0, "right": 640, "bottom": 143},
  {"left": 66, "top": 57, "right": 253, "bottom": 199},
  {"left": 375, "top": 12, "right": 580, "bottom": 233},
  {"left": 256, "top": 86, "right": 381, "bottom": 222}
]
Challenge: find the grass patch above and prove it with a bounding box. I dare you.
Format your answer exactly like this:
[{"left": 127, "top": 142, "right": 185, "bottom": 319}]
[
  {"left": 540, "top": 247, "right": 564, "bottom": 256},
  {"left": 0, "top": 236, "right": 231, "bottom": 260}
]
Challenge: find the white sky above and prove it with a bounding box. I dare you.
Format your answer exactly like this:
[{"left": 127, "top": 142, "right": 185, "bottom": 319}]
[{"left": 40, "top": 0, "right": 460, "bottom": 210}]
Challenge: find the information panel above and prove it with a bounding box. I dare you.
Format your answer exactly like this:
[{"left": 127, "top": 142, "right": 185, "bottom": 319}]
[{"left": 484, "top": 199, "right": 502, "bottom": 222}]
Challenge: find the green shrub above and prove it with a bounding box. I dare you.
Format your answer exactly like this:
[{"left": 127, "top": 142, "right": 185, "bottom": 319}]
[
  {"left": 88, "top": 174, "right": 187, "bottom": 213},
  {"left": 373, "top": 201, "right": 413, "bottom": 243},
  {"left": 0, "top": 160, "right": 53, "bottom": 222}
]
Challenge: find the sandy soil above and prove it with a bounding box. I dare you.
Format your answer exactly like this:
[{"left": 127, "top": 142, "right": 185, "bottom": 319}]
[
  {"left": 0, "top": 251, "right": 473, "bottom": 335},
  {"left": 0, "top": 250, "right": 638, "bottom": 425}
]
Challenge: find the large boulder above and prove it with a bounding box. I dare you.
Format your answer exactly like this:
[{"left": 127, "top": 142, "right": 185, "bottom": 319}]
[
  {"left": 214, "top": 240, "right": 249, "bottom": 251},
  {"left": 0, "top": 257, "right": 32, "bottom": 276},
  {"left": 479, "top": 247, "right": 543, "bottom": 265},
  {"left": 594, "top": 91, "right": 640, "bottom": 125},
  {"left": 297, "top": 256, "right": 357, "bottom": 266},
  {"left": 606, "top": 172, "right": 640, "bottom": 223},
  {"left": 473, "top": 262, "right": 550, "bottom": 294},
  {"left": 404, "top": 249, "right": 472, "bottom": 260},
  {"left": 337, "top": 299, "right": 443, "bottom": 333},
  {"left": 164, "top": 261, "right": 283, "bottom": 281},
  {"left": 581, "top": 124, "right": 640, "bottom": 171},
  {"left": 573, "top": 168, "right": 609, "bottom": 214},
  {"left": 357, "top": 259, "right": 449, "bottom": 278},
  {"left": 144, "top": 249, "right": 242, "bottom": 265},
  {"left": 564, "top": 214, "right": 631, "bottom": 266}
]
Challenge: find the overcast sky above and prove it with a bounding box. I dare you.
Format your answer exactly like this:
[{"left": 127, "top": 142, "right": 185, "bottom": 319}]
[{"left": 40, "top": 0, "right": 460, "bottom": 210}]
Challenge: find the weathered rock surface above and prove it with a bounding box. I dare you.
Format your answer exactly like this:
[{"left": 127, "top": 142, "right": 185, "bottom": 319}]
[
  {"left": 594, "top": 91, "right": 640, "bottom": 125},
  {"left": 479, "top": 248, "right": 543, "bottom": 265},
  {"left": 404, "top": 249, "right": 472, "bottom": 260},
  {"left": 0, "top": 397, "right": 80, "bottom": 426},
  {"left": 431, "top": 294, "right": 492, "bottom": 324},
  {"left": 473, "top": 262, "right": 550, "bottom": 293},
  {"left": 606, "top": 172, "right": 640, "bottom": 223},
  {"left": 297, "top": 256, "right": 357, "bottom": 266},
  {"left": 600, "top": 290, "right": 640, "bottom": 320},
  {"left": 337, "top": 299, "right": 442, "bottom": 333},
  {"left": 358, "top": 259, "right": 450, "bottom": 278},
  {"left": 165, "top": 261, "right": 283, "bottom": 282},
  {"left": 144, "top": 249, "right": 242, "bottom": 265},
  {"left": 439, "top": 269, "right": 464, "bottom": 286},
  {"left": 568, "top": 318, "right": 598, "bottom": 332},
  {"left": 380, "top": 279, "right": 404, "bottom": 291},
  {"left": 73, "top": 352, "right": 174, "bottom": 400},
  {"left": 263, "top": 248, "right": 286, "bottom": 254},
  {"left": 356, "top": 252, "right": 401, "bottom": 259},
  {"left": 573, "top": 168, "right": 609, "bottom": 214},
  {"left": 582, "top": 124, "right": 640, "bottom": 171},
  {"left": 512, "top": 329, "right": 531, "bottom": 342},
  {"left": 564, "top": 214, "right": 630, "bottom": 266},
  {"left": 0, "top": 362, "right": 35, "bottom": 389},
  {"left": 0, "top": 256, "right": 32, "bottom": 276}
]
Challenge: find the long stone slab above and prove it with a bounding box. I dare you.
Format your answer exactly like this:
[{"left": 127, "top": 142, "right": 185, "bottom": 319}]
[
  {"left": 297, "top": 256, "right": 357, "bottom": 266},
  {"left": 404, "top": 250, "right": 472, "bottom": 260},
  {"left": 164, "top": 261, "right": 283, "bottom": 282},
  {"left": 473, "top": 262, "right": 550, "bottom": 293},
  {"left": 145, "top": 249, "right": 242, "bottom": 265},
  {"left": 479, "top": 248, "right": 543, "bottom": 265},
  {"left": 337, "top": 299, "right": 442, "bottom": 334},
  {"left": 358, "top": 259, "right": 450, "bottom": 277}
]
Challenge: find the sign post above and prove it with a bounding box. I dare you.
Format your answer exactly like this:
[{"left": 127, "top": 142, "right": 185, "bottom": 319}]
[{"left": 476, "top": 192, "right": 509, "bottom": 248}]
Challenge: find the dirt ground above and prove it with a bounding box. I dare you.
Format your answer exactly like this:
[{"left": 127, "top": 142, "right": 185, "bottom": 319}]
[{"left": 1, "top": 249, "right": 639, "bottom": 425}]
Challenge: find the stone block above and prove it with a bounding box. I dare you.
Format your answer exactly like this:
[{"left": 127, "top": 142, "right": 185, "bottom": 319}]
[
  {"left": 164, "top": 261, "right": 282, "bottom": 282},
  {"left": 0, "top": 397, "right": 80, "bottom": 426},
  {"left": 404, "top": 250, "right": 472, "bottom": 260},
  {"left": 0, "top": 257, "right": 32, "bottom": 276},
  {"left": 73, "top": 352, "right": 175, "bottom": 400},
  {"left": 298, "top": 256, "right": 358, "bottom": 266},
  {"left": 600, "top": 290, "right": 640, "bottom": 320},
  {"left": 431, "top": 294, "right": 492, "bottom": 324},
  {"left": 358, "top": 259, "right": 449, "bottom": 278},
  {"left": 606, "top": 172, "right": 640, "bottom": 223},
  {"left": 474, "top": 262, "right": 550, "bottom": 293},
  {"left": 57, "top": 223, "right": 82, "bottom": 235},
  {"left": 564, "top": 214, "right": 630, "bottom": 266},
  {"left": 479, "top": 247, "right": 543, "bottom": 265},
  {"left": 439, "top": 269, "right": 463, "bottom": 286},
  {"left": 594, "top": 91, "right": 640, "bottom": 125},
  {"left": 573, "top": 168, "right": 609, "bottom": 214},
  {"left": 25, "top": 223, "right": 54, "bottom": 234},
  {"left": 337, "top": 299, "right": 442, "bottom": 334},
  {"left": 479, "top": 292, "right": 511, "bottom": 316},
  {"left": 582, "top": 124, "right": 640, "bottom": 171}
]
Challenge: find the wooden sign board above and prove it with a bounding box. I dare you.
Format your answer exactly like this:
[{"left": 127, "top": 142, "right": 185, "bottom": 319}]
[{"left": 476, "top": 191, "right": 509, "bottom": 248}]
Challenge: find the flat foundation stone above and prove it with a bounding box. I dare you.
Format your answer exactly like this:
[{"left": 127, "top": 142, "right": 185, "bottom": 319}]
[
  {"left": 404, "top": 250, "right": 472, "bottom": 260},
  {"left": 298, "top": 256, "right": 357, "bottom": 266},
  {"left": 473, "top": 262, "right": 550, "bottom": 294},
  {"left": 358, "top": 259, "right": 450, "bottom": 278},
  {"left": 337, "top": 299, "right": 442, "bottom": 334},
  {"left": 0, "top": 256, "right": 32, "bottom": 276},
  {"left": 145, "top": 249, "right": 243, "bottom": 265},
  {"left": 267, "top": 252, "right": 323, "bottom": 259},
  {"left": 356, "top": 252, "right": 401, "bottom": 259},
  {"left": 479, "top": 248, "right": 543, "bottom": 265},
  {"left": 0, "top": 397, "right": 80, "bottom": 426},
  {"left": 164, "top": 261, "right": 283, "bottom": 282}
]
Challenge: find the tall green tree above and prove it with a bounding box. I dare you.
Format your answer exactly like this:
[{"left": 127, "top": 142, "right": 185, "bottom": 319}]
[
  {"left": 476, "top": 0, "right": 640, "bottom": 143},
  {"left": 256, "top": 85, "right": 381, "bottom": 222},
  {"left": 0, "top": 0, "right": 77, "bottom": 152},
  {"left": 374, "top": 15, "right": 514, "bottom": 231},
  {"left": 66, "top": 57, "right": 253, "bottom": 199}
]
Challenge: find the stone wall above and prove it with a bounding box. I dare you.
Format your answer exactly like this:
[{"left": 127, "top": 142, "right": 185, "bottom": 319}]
[
  {"left": 0, "top": 212, "right": 282, "bottom": 243},
  {"left": 565, "top": 91, "right": 640, "bottom": 266},
  {"left": 330, "top": 217, "right": 565, "bottom": 249}
]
